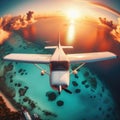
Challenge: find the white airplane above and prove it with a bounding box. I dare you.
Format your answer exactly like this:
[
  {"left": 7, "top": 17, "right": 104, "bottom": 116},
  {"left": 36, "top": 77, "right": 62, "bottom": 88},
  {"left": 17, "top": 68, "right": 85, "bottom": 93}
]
[{"left": 4, "top": 35, "right": 117, "bottom": 94}]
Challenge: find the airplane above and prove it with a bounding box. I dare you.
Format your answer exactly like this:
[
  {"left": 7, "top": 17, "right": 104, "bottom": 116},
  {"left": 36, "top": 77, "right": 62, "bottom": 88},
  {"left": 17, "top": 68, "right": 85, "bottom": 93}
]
[{"left": 3, "top": 34, "right": 117, "bottom": 94}]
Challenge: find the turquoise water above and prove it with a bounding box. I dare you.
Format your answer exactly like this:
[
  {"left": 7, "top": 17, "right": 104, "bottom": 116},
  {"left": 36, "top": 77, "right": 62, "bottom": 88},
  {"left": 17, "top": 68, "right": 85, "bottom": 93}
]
[{"left": 0, "top": 32, "right": 118, "bottom": 120}]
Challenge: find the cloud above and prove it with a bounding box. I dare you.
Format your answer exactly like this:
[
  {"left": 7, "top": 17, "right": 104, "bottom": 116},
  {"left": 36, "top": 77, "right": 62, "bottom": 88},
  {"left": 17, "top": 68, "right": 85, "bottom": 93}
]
[
  {"left": 111, "top": 18, "right": 120, "bottom": 42},
  {"left": 2, "top": 11, "right": 36, "bottom": 31},
  {"left": 0, "top": 11, "right": 36, "bottom": 44},
  {"left": 0, "top": 29, "right": 10, "bottom": 45}
]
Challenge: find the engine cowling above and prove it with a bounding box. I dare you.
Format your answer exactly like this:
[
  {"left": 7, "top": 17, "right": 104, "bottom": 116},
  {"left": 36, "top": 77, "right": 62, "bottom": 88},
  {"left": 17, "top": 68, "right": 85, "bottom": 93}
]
[
  {"left": 72, "top": 70, "right": 78, "bottom": 75},
  {"left": 41, "top": 70, "right": 45, "bottom": 75}
]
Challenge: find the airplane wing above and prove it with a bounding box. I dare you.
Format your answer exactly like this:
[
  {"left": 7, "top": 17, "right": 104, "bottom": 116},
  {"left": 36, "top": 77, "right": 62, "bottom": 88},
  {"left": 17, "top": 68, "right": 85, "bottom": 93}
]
[
  {"left": 67, "top": 51, "right": 117, "bottom": 64},
  {"left": 4, "top": 53, "right": 52, "bottom": 64}
]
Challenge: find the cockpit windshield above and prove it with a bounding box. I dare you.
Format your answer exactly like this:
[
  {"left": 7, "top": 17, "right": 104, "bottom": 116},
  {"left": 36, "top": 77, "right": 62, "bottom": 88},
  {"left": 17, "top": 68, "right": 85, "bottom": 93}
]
[{"left": 50, "top": 61, "right": 69, "bottom": 71}]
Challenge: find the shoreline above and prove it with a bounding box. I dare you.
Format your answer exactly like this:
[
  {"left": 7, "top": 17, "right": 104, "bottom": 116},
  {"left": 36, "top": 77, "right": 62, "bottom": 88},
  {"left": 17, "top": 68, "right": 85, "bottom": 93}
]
[
  {"left": 0, "top": 75, "right": 22, "bottom": 112},
  {"left": 0, "top": 91, "right": 17, "bottom": 112}
]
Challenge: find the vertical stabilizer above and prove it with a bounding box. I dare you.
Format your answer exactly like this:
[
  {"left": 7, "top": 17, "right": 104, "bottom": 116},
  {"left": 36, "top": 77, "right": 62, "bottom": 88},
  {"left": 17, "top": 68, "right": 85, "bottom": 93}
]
[
  {"left": 45, "top": 32, "right": 73, "bottom": 49},
  {"left": 58, "top": 32, "right": 61, "bottom": 48}
]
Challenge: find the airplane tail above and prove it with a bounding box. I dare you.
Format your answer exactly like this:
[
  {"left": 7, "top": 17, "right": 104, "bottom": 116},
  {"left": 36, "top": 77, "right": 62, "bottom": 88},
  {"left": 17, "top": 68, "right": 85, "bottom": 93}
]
[
  {"left": 45, "top": 32, "right": 73, "bottom": 49},
  {"left": 45, "top": 46, "right": 73, "bottom": 49}
]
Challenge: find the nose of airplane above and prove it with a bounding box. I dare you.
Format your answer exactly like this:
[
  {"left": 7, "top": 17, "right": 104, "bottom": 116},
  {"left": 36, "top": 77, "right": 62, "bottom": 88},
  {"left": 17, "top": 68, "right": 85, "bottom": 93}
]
[
  {"left": 58, "top": 85, "right": 62, "bottom": 94},
  {"left": 51, "top": 84, "right": 68, "bottom": 94},
  {"left": 50, "top": 71, "right": 69, "bottom": 93}
]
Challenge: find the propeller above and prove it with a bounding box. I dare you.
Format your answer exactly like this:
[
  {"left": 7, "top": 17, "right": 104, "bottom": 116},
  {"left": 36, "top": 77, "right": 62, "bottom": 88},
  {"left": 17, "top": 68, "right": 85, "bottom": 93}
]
[
  {"left": 63, "top": 88, "right": 72, "bottom": 94},
  {"left": 57, "top": 85, "right": 72, "bottom": 94}
]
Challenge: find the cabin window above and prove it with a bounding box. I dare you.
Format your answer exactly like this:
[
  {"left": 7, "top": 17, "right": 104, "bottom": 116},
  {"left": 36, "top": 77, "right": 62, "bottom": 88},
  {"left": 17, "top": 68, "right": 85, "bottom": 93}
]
[{"left": 50, "top": 61, "right": 69, "bottom": 71}]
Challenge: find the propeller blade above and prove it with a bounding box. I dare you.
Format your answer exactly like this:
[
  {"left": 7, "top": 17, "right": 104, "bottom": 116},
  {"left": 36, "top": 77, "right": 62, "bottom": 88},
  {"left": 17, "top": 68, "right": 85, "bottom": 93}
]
[{"left": 63, "top": 88, "right": 72, "bottom": 94}]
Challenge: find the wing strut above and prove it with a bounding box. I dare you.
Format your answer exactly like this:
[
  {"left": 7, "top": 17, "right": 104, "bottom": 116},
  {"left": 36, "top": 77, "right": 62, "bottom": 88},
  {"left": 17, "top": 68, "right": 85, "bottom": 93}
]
[
  {"left": 70, "top": 63, "right": 85, "bottom": 74},
  {"left": 34, "top": 64, "right": 49, "bottom": 75}
]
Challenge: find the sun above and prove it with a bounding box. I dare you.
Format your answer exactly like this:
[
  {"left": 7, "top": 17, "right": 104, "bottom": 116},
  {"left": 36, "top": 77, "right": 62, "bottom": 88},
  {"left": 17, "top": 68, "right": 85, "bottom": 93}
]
[{"left": 65, "top": 8, "right": 80, "bottom": 19}]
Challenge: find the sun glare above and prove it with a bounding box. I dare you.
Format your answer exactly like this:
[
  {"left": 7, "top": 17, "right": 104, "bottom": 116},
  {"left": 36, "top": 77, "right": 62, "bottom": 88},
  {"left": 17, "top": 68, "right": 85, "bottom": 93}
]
[
  {"left": 67, "top": 23, "right": 75, "bottom": 44},
  {"left": 66, "top": 9, "right": 80, "bottom": 19}
]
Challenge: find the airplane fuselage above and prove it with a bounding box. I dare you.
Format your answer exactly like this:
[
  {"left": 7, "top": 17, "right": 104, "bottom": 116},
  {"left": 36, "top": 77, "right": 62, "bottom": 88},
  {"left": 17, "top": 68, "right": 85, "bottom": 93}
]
[{"left": 49, "top": 44, "right": 70, "bottom": 93}]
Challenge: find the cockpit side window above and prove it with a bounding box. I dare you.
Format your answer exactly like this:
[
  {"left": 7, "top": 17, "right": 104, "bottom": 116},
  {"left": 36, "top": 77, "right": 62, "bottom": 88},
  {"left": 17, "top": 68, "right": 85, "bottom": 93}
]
[{"left": 50, "top": 61, "right": 69, "bottom": 71}]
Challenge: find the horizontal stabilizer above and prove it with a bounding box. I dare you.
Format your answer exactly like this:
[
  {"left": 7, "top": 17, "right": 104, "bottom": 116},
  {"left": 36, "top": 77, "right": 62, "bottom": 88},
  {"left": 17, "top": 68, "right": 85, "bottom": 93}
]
[
  {"left": 45, "top": 46, "right": 57, "bottom": 49},
  {"left": 45, "top": 46, "right": 73, "bottom": 49}
]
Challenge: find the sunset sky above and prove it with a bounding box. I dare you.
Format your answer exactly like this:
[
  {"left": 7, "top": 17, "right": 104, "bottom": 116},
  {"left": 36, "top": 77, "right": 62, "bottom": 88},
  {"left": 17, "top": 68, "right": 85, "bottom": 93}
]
[
  {"left": 0, "top": 0, "right": 120, "bottom": 17},
  {"left": 0, "top": 0, "right": 120, "bottom": 45}
]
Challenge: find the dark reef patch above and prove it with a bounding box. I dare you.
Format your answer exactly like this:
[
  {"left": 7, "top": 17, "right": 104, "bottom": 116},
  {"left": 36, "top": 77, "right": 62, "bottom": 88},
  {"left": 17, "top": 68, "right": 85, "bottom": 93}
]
[
  {"left": 24, "top": 73, "right": 27, "bottom": 75},
  {"left": 46, "top": 91, "right": 57, "bottom": 101},
  {"left": 10, "top": 79, "right": 13, "bottom": 83},
  {"left": 15, "top": 83, "right": 22, "bottom": 87},
  {"left": 4, "top": 63, "right": 14, "bottom": 73},
  {"left": 75, "top": 89, "right": 81, "bottom": 93},
  {"left": 103, "top": 98, "right": 110, "bottom": 104},
  {"left": 23, "top": 97, "right": 29, "bottom": 102},
  {"left": 101, "top": 86, "right": 105, "bottom": 92},
  {"left": 56, "top": 100, "right": 64, "bottom": 107},
  {"left": 106, "top": 114, "right": 110, "bottom": 119},
  {"left": 72, "top": 81, "right": 78, "bottom": 87},
  {"left": 98, "top": 107, "right": 102, "bottom": 111},
  {"left": 88, "top": 77, "right": 97, "bottom": 90},
  {"left": 22, "top": 96, "right": 36, "bottom": 110},
  {"left": 9, "top": 75, "right": 13, "bottom": 79},
  {"left": 81, "top": 80, "right": 87, "bottom": 85},
  {"left": 18, "top": 83, "right": 22, "bottom": 87},
  {"left": 42, "top": 110, "right": 57, "bottom": 117},
  {"left": 84, "top": 71, "right": 89, "bottom": 77},
  {"left": 18, "top": 69, "right": 23, "bottom": 73},
  {"left": 20, "top": 72, "right": 24, "bottom": 75},
  {"left": 14, "top": 72, "right": 16, "bottom": 74},
  {"left": 85, "top": 84, "right": 89, "bottom": 88},
  {"left": 74, "top": 74, "right": 79, "bottom": 78},
  {"left": 107, "top": 107, "right": 112, "bottom": 112},
  {"left": 18, "top": 86, "right": 29, "bottom": 96},
  {"left": 18, "top": 68, "right": 27, "bottom": 76},
  {"left": 99, "top": 93, "right": 103, "bottom": 97}
]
